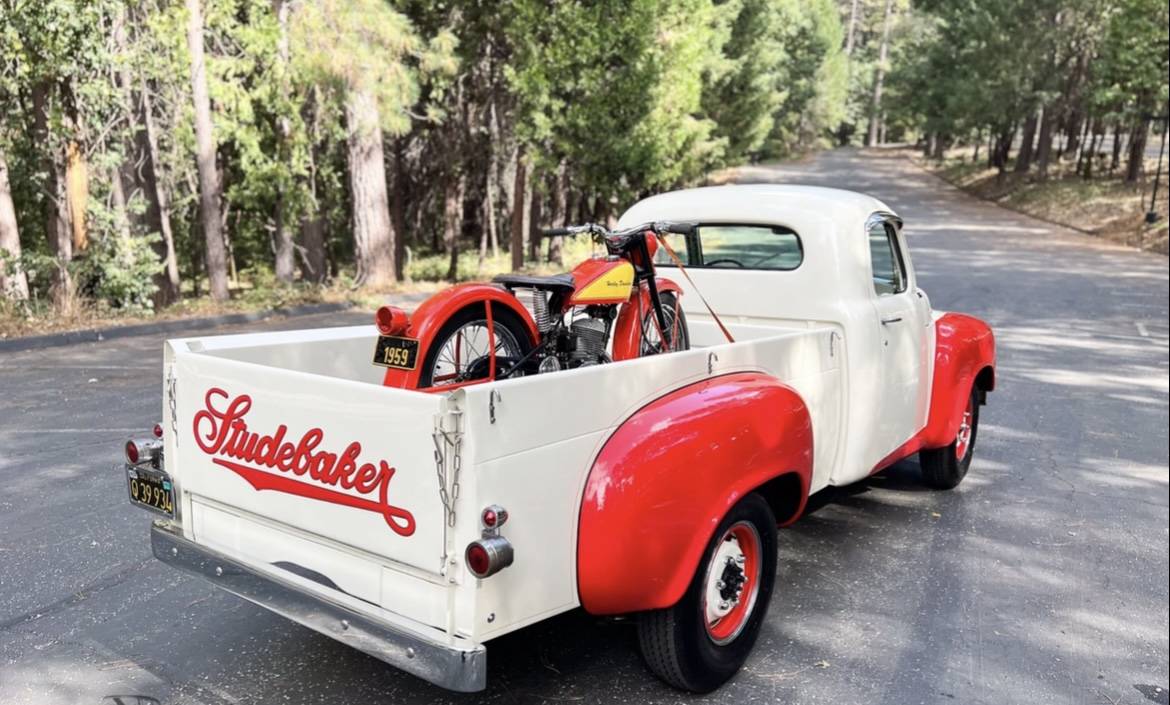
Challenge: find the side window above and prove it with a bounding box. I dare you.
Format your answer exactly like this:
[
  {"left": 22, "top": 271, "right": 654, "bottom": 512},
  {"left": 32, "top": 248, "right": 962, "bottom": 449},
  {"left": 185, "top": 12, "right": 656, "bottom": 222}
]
[
  {"left": 654, "top": 232, "right": 689, "bottom": 266},
  {"left": 868, "top": 220, "right": 907, "bottom": 295},
  {"left": 654, "top": 224, "right": 803, "bottom": 270}
]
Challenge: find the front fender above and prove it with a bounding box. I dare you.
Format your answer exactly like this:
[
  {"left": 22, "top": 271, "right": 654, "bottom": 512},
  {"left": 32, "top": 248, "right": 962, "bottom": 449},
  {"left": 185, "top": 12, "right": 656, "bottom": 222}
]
[
  {"left": 381, "top": 284, "right": 540, "bottom": 389},
  {"left": 611, "top": 277, "right": 684, "bottom": 361},
  {"left": 920, "top": 312, "right": 996, "bottom": 448},
  {"left": 576, "top": 372, "right": 812, "bottom": 615}
]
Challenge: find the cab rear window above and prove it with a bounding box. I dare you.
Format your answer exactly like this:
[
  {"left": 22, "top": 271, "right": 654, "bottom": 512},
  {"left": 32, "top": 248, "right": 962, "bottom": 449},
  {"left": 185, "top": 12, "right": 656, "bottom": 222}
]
[{"left": 655, "top": 224, "right": 803, "bottom": 271}]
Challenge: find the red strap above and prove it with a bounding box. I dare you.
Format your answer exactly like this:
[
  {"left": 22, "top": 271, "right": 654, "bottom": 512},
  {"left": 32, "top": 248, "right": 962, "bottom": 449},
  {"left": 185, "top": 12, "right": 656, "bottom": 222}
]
[{"left": 654, "top": 232, "right": 735, "bottom": 344}]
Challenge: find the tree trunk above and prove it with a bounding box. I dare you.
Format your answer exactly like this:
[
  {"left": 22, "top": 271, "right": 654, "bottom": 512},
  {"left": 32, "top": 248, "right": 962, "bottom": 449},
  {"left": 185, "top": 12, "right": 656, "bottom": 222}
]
[
  {"left": 139, "top": 85, "right": 181, "bottom": 305},
  {"left": 528, "top": 185, "right": 542, "bottom": 264},
  {"left": 547, "top": 165, "right": 568, "bottom": 265},
  {"left": 32, "top": 83, "right": 75, "bottom": 311},
  {"left": 1015, "top": 112, "right": 1038, "bottom": 173},
  {"left": 298, "top": 216, "right": 328, "bottom": 283},
  {"left": 1110, "top": 121, "right": 1124, "bottom": 173},
  {"left": 346, "top": 89, "right": 396, "bottom": 288},
  {"left": 443, "top": 172, "right": 464, "bottom": 282},
  {"left": 271, "top": 0, "right": 295, "bottom": 285},
  {"left": 1084, "top": 127, "right": 1104, "bottom": 179},
  {"left": 185, "top": 0, "right": 230, "bottom": 301},
  {"left": 481, "top": 162, "right": 497, "bottom": 269},
  {"left": 1064, "top": 110, "right": 1084, "bottom": 158},
  {"left": 972, "top": 129, "right": 982, "bottom": 164},
  {"left": 114, "top": 7, "right": 179, "bottom": 306},
  {"left": 866, "top": 0, "right": 894, "bottom": 147},
  {"left": 1036, "top": 107, "right": 1055, "bottom": 178},
  {"left": 1071, "top": 118, "right": 1090, "bottom": 174},
  {"left": 509, "top": 147, "right": 527, "bottom": 271},
  {"left": 65, "top": 138, "right": 88, "bottom": 252},
  {"left": 391, "top": 138, "right": 408, "bottom": 282},
  {"left": 1125, "top": 116, "right": 1150, "bottom": 184},
  {"left": 845, "top": 0, "right": 860, "bottom": 56},
  {"left": 0, "top": 150, "right": 28, "bottom": 300}
]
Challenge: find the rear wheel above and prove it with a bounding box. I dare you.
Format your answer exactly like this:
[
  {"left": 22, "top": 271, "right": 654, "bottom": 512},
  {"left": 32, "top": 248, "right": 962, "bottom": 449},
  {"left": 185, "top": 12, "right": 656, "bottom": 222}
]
[
  {"left": 919, "top": 386, "right": 980, "bottom": 489},
  {"left": 417, "top": 304, "right": 532, "bottom": 388},
  {"left": 637, "top": 493, "right": 777, "bottom": 692}
]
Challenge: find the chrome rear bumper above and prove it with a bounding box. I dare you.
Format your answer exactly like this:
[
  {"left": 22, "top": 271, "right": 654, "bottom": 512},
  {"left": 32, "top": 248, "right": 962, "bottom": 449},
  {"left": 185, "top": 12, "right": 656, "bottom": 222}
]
[{"left": 151, "top": 524, "right": 486, "bottom": 692}]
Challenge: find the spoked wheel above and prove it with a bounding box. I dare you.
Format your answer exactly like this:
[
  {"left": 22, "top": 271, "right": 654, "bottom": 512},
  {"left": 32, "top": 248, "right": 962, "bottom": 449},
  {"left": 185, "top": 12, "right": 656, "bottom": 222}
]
[
  {"left": 640, "top": 291, "right": 689, "bottom": 356},
  {"left": 417, "top": 304, "right": 532, "bottom": 388},
  {"left": 919, "top": 385, "right": 980, "bottom": 489},
  {"left": 637, "top": 493, "right": 777, "bottom": 693}
]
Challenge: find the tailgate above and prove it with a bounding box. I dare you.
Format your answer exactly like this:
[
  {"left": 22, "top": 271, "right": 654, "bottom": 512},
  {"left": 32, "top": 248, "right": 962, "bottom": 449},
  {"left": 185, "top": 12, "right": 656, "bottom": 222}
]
[{"left": 169, "top": 348, "right": 446, "bottom": 577}]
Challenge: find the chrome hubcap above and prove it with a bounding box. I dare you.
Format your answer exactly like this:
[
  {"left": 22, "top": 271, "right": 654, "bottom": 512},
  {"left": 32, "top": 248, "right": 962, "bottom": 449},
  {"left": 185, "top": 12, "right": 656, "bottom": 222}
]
[{"left": 701, "top": 522, "right": 761, "bottom": 645}]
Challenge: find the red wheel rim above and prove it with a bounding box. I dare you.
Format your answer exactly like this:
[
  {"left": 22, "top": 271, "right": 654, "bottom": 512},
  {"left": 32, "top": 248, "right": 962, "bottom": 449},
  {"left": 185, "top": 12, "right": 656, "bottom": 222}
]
[
  {"left": 955, "top": 394, "right": 975, "bottom": 460},
  {"left": 702, "top": 521, "right": 762, "bottom": 645}
]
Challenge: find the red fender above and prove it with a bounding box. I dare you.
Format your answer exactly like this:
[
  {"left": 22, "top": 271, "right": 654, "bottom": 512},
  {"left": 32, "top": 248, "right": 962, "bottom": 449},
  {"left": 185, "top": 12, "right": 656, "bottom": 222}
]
[
  {"left": 611, "top": 277, "right": 684, "bottom": 361},
  {"left": 381, "top": 284, "right": 540, "bottom": 389},
  {"left": 873, "top": 312, "right": 996, "bottom": 471},
  {"left": 577, "top": 372, "right": 813, "bottom": 615}
]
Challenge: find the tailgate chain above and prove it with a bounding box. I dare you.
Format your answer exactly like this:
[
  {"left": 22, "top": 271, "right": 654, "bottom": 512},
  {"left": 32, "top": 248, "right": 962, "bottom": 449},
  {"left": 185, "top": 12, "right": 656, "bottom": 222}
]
[
  {"left": 432, "top": 405, "right": 464, "bottom": 529},
  {"left": 166, "top": 367, "right": 179, "bottom": 447}
]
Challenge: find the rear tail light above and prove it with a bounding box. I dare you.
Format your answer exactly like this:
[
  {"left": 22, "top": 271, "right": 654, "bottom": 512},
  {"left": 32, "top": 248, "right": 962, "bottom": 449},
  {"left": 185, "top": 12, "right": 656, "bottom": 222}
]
[
  {"left": 375, "top": 306, "right": 410, "bottom": 336},
  {"left": 481, "top": 504, "right": 508, "bottom": 529},
  {"left": 152, "top": 423, "right": 164, "bottom": 438},
  {"left": 467, "top": 504, "right": 513, "bottom": 578},
  {"left": 465, "top": 536, "right": 514, "bottom": 579},
  {"left": 126, "top": 438, "right": 162, "bottom": 466}
]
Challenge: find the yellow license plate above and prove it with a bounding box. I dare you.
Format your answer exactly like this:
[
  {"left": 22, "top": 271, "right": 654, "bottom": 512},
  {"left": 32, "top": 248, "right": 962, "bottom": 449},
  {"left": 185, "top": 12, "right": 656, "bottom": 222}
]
[
  {"left": 372, "top": 335, "right": 420, "bottom": 370},
  {"left": 126, "top": 466, "right": 175, "bottom": 517}
]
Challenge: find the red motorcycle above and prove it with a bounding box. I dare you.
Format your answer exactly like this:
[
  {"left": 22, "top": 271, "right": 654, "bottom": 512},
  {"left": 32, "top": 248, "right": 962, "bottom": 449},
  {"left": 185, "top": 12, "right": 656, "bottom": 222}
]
[{"left": 373, "top": 221, "right": 696, "bottom": 390}]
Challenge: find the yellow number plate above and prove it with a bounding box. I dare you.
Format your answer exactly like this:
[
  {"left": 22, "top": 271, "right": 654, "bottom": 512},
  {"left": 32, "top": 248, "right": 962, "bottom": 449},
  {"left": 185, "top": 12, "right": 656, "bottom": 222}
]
[
  {"left": 126, "top": 466, "right": 175, "bottom": 517},
  {"left": 372, "top": 335, "right": 420, "bottom": 370}
]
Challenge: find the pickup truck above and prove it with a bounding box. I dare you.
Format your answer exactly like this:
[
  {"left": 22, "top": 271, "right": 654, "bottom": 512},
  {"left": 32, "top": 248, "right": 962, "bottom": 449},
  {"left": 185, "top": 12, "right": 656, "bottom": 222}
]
[{"left": 122, "top": 184, "right": 996, "bottom": 694}]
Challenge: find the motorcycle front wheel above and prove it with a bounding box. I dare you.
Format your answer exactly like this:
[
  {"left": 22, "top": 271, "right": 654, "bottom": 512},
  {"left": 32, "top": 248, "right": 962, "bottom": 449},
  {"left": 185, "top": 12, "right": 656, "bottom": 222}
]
[
  {"left": 417, "top": 304, "right": 533, "bottom": 388},
  {"left": 640, "top": 291, "right": 689, "bottom": 356}
]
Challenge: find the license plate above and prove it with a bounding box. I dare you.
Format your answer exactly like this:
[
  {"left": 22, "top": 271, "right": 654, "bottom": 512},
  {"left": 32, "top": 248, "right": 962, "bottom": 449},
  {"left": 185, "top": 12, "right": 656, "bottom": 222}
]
[
  {"left": 372, "top": 335, "right": 420, "bottom": 370},
  {"left": 126, "top": 465, "right": 175, "bottom": 517}
]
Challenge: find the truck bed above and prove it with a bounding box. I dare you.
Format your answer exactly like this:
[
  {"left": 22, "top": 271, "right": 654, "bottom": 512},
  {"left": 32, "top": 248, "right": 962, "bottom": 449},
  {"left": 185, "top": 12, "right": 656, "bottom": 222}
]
[{"left": 157, "top": 317, "right": 843, "bottom": 685}]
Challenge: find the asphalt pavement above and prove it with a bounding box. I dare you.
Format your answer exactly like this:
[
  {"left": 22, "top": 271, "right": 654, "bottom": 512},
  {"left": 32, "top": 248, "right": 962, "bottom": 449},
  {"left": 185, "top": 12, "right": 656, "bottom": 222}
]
[{"left": 2, "top": 148, "right": 1167, "bottom": 705}]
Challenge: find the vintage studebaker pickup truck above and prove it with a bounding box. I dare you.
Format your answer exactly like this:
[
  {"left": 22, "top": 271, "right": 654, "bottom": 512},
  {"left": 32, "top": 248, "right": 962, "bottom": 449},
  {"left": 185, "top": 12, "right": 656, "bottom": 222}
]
[{"left": 122, "top": 185, "right": 995, "bottom": 693}]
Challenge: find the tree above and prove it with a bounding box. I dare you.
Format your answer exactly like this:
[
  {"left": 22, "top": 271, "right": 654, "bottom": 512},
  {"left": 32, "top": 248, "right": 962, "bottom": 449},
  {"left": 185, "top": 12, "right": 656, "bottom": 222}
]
[
  {"left": 866, "top": 0, "right": 894, "bottom": 146},
  {"left": 0, "top": 149, "right": 27, "bottom": 300},
  {"left": 185, "top": 0, "right": 230, "bottom": 301},
  {"left": 291, "top": 0, "right": 447, "bottom": 288}
]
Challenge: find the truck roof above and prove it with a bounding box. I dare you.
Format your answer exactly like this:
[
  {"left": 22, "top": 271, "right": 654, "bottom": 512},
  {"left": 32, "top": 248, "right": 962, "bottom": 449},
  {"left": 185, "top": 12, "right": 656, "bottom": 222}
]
[{"left": 617, "top": 184, "right": 895, "bottom": 234}]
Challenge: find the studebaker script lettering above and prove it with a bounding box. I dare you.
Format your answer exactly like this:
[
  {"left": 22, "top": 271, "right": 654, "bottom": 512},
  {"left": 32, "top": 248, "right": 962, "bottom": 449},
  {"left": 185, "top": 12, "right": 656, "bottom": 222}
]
[{"left": 192, "top": 388, "right": 416, "bottom": 536}]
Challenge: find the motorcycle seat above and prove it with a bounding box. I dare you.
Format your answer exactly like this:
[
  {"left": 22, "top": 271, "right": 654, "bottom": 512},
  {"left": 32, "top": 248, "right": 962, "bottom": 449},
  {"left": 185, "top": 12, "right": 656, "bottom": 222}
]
[{"left": 492, "top": 273, "right": 576, "bottom": 294}]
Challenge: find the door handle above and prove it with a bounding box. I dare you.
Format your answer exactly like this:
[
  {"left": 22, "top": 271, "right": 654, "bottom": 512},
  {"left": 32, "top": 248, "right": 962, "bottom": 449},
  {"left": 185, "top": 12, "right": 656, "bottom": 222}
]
[{"left": 881, "top": 316, "right": 903, "bottom": 325}]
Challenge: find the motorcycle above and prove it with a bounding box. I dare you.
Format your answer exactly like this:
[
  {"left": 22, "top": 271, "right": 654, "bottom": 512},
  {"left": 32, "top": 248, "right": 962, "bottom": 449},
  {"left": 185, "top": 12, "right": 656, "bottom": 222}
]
[{"left": 372, "top": 221, "right": 697, "bottom": 390}]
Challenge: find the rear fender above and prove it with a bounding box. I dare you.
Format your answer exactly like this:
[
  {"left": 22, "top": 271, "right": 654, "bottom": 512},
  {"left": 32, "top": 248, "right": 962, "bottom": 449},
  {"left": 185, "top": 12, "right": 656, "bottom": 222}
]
[
  {"left": 576, "top": 372, "right": 812, "bottom": 615},
  {"left": 381, "top": 284, "right": 540, "bottom": 389},
  {"left": 611, "top": 277, "right": 684, "bottom": 361}
]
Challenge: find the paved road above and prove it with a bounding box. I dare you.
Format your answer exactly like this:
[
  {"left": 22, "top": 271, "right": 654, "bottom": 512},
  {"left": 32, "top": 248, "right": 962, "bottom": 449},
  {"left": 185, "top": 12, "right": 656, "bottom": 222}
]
[{"left": 2, "top": 149, "right": 1166, "bottom": 705}]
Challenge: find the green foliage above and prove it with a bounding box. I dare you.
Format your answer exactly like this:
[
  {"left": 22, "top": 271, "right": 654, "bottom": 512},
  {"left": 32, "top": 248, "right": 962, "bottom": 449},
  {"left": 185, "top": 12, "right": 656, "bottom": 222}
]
[{"left": 76, "top": 231, "right": 162, "bottom": 311}]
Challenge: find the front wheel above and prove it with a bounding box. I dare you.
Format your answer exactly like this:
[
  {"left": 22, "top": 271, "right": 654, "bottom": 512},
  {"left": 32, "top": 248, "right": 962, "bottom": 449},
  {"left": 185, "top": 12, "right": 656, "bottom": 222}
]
[
  {"left": 919, "top": 385, "right": 980, "bottom": 489},
  {"left": 637, "top": 493, "right": 777, "bottom": 693},
  {"left": 640, "top": 291, "right": 689, "bottom": 356}
]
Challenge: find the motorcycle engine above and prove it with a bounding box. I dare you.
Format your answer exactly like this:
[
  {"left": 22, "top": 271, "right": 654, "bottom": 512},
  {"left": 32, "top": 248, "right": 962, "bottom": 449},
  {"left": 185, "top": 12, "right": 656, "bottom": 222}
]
[{"left": 571, "top": 316, "right": 608, "bottom": 361}]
